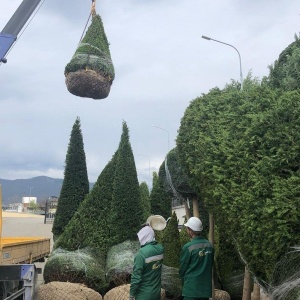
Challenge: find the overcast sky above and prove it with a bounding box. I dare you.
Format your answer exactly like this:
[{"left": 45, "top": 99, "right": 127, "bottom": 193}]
[{"left": 0, "top": 0, "right": 299, "bottom": 188}]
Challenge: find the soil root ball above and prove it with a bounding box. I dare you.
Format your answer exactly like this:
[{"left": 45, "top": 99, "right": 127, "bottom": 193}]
[{"left": 65, "top": 69, "right": 112, "bottom": 100}]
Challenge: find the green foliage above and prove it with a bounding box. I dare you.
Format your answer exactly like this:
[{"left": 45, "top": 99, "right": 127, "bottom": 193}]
[
  {"left": 179, "top": 223, "right": 190, "bottom": 248},
  {"left": 65, "top": 14, "right": 114, "bottom": 79},
  {"left": 267, "top": 34, "right": 300, "bottom": 91},
  {"left": 52, "top": 117, "right": 89, "bottom": 238},
  {"left": 28, "top": 200, "right": 39, "bottom": 212},
  {"left": 109, "top": 121, "right": 144, "bottom": 245},
  {"left": 139, "top": 181, "right": 151, "bottom": 222},
  {"left": 177, "top": 77, "right": 300, "bottom": 283},
  {"left": 150, "top": 167, "right": 172, "bottom": 219},
  {"left": 161, "top": 212, "right": 181, "bottom": 268},
  {"left": 54, "top": 151, "right": 118, "bottom": 254},
  {"left": 213, "top": 226, "right": 244, "bottom": 299}
]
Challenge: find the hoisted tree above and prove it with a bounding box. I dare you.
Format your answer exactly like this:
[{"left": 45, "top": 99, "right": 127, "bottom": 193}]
[{"left": 65, "top": 1, "right": 115, "bottom": 100}]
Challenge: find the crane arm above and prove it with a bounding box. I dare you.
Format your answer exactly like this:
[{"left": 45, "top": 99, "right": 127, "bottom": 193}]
[{"left": 0, "top": 0, "right": 42, "bottom": 63}]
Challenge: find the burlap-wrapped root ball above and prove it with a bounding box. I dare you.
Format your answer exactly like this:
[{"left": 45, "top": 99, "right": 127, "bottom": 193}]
[
  {"left": 37, "top": 281, "right": 102, "bottom": 300},
  {"left": 103, "top": 284, "right": 165, "bottom": 300},
  {"left": 215, "top": 289, "right": 231, "bottom": 300},
  {"left": 65, "top": 14, "right": 114, "bottom": 100}
]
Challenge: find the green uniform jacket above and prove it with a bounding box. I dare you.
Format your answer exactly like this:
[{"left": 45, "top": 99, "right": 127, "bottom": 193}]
[
  {"left": 130, "top": 241, "right": 164, "bottom": 300},
  {"left": 179, "top": 237, "right": 214, "bottom": 298}
]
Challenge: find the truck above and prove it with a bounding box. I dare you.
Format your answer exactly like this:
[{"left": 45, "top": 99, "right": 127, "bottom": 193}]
[{"left": 0, "top": 186, "right": 51, "bottom": 300}]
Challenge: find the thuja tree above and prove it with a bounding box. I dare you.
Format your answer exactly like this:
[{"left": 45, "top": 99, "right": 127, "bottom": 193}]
[
  {"left": 52, "top": 117, "right": 89, "bottom": 238},
  {"left": 161, "top": 211, "right": 181, "bottom": 268},
  {"left": 54, "top": 151, "right": 118, "bottom": 255},
  {"left": 160, "top": 148, "right": 209, "bottom": 228},
  {"left": 139, "top": 181, "right": 151, "bottom": 222},
  {"left": 177, "top": 76, "right": 300, "bottom": 283},
  {"left": 109, "top": 121, "right": 144, "bottom": 245},
  {"left": 266, "top": 34, "right": 300, "bottom": 91},
  {"left": 150, "top": 166, "right": 172, "bottom": 219}
]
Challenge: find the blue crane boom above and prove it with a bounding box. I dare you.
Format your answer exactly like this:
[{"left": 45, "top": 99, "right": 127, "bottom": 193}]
[{"left": 0, "top": 0, "right": 42, "bottom": 63}]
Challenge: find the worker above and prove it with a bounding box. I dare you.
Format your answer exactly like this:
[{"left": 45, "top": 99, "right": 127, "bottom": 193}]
[
  {"left": 179, "top": 217, "right": 214, "bottom": 300},
  {"left": 129, "top": 225, "right": 164, "bottom": 300}
]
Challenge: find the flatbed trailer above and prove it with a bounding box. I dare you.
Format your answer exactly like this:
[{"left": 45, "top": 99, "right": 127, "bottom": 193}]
[{"left": 0, "top": 237, "right": 50, "bottom": 265}]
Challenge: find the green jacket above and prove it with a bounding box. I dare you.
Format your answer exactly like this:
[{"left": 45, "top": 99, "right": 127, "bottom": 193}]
[
  {"left": 130, "top": 241, "right": 164, "bottom": 300},
  {"left": 179, "top": 237, "right": 214, "bottom": 298}
]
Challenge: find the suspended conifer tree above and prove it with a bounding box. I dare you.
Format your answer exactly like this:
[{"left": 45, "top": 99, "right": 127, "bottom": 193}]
[{"left": 65, "top": 3, "right": 114, "bottom": 100}]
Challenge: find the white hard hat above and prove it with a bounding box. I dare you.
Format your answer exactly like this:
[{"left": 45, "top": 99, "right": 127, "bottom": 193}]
[
  {"left": 184, "top": 217, "right": 203, "bottom": 232},
  {"left": 146, "top": 215, "right": 167, "bottom": 231}
]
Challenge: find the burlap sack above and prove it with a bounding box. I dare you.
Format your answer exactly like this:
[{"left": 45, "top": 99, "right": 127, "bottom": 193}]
[
  {"left": 215, "top": 289, "right": 231, "bottom": 300},
  {"left": 37, "top": 281, "right": 102, "bottom": 300},
  {"left": 103, "top": 284, "right": 165, "bottom": 300}
]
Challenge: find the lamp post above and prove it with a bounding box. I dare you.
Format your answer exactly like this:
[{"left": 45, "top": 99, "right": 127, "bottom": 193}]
[
  {"left": 152, "top": 125, "right": 170, "bottom": 152},
  {"left": 202, "top": 35, "right": 243, "bottom": 90},
  {"left": 28, "top": 186, "right": 33, "bottom": 198},
  {"left": 137, "top": 153, "right": 151, "bottom": 180}
]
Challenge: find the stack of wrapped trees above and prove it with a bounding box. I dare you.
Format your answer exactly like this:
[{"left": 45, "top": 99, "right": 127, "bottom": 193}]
[{"left": 65, "top": 14, "right": 114, "bottom": 99}]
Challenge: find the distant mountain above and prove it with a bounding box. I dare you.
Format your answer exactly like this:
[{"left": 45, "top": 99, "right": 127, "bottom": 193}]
[{"left": 0, "top": 176, "right": 94, "bottom": 204}]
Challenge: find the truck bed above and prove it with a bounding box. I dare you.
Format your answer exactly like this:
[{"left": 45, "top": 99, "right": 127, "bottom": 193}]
[{"left": 0, "top": 237, "right": 50, "bottom": 264}]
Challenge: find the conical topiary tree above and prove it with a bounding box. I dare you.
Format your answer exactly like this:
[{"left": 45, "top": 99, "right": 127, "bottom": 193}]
[
  {"left": 150, "top": 167, "right": 172, "bottom": 219},
  {"left": 161, "top": 211, "right": 181, "bottom": 268},
  {"left": 109, "top": 121, "right": 144, "bottom": 246},
  {"left": 54, "top": 150, "right": 118, "bottom": 255},
  {"left": 139, "top": 181, "right": 151, "bottom": 222},
  {"left": 65, "top": 13, "right": 115, "bottom": 99},
  {"left": 52, "top": 117, "right": 89, "bottom": 239},
  {"left": 179, "top": 220, "right": 190, "bottom": 248}
]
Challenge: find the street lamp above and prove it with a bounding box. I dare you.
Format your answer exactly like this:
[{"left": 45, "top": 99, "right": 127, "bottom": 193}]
[
  {"left": 137, "top": 153, "right": 151, "bottom": 179},
  {"left": 28, "top": 186, "right": 33, "bottom": 199},
  {"left": 202, "top": 35, "right": 243, "bottom": 90},
  {"left": 152, "top": 125, "right": 170, "bottom": 152}
]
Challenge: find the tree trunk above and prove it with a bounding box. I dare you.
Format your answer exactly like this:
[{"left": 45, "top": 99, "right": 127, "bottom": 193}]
[
  {"left": 192, "top": 196, "right": 199, "bottom": 218},
  {"left": 184, "top": 200, "right": 191, "bottom": 220},
  {"left": 209, "top": 213, "right": 215, "bottom": 300},
  {"left": 252, "top": 282, "right": 260, "bottom": 300},
  {"left": 242, "top": 266, "right": 252, "bottom": 300}
]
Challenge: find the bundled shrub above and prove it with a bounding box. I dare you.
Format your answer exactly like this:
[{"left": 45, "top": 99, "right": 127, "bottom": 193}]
[{"left": 43, "top": 248, "right": 107, "bottom": 294}]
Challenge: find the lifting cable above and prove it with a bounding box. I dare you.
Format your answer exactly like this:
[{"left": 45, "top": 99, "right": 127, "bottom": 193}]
[
  {"left": 78, "top": 0, "right": 97, "bottom": 46},
  {"left": 0, "top": 0, "right": 47, "bottom": 66}
]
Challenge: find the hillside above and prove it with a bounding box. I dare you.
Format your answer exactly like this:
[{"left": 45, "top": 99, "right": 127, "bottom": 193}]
[{"left": 0, "top": 176, "right": 94, "bottom": 205}]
